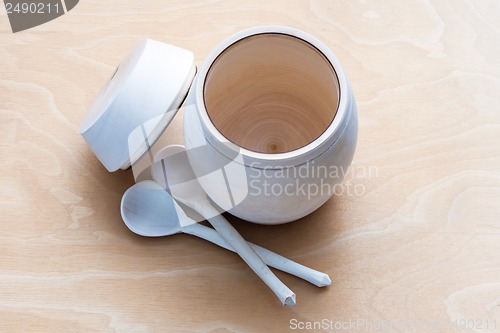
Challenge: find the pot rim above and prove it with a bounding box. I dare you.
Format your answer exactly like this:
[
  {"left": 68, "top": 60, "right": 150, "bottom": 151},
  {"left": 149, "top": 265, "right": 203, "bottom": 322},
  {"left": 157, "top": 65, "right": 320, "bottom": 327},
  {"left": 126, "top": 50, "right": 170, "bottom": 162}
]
[{"left": 194, "top": 25, "right": 351, "bottom": 167}]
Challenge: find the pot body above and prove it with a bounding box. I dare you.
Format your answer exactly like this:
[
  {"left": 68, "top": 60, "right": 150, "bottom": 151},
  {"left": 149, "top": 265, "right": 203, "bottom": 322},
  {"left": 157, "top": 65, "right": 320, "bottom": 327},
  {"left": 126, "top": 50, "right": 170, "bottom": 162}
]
[{"left": 184, "top": 26, "right": 358, "bottom": 224}]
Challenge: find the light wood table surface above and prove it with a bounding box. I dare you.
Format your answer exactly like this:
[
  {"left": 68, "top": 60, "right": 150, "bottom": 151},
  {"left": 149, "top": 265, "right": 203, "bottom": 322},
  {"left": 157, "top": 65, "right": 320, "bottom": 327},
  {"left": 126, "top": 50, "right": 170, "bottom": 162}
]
[{"left": 1, "top": 1, "right": 499, "bottom": 332}]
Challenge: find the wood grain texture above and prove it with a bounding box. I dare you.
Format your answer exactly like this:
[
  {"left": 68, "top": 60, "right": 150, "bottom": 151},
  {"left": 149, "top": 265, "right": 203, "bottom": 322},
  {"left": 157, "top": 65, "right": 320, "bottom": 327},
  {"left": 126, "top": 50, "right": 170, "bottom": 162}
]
[{"left": 1, "top": 1, "right": 499, "bottom": 332}]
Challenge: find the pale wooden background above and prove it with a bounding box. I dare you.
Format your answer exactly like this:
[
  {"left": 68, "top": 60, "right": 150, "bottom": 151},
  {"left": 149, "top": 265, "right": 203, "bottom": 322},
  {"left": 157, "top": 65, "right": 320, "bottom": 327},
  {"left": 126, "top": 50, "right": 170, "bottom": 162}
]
[{"left": 1, "top": 1, "right": 499, "bottom": 332}]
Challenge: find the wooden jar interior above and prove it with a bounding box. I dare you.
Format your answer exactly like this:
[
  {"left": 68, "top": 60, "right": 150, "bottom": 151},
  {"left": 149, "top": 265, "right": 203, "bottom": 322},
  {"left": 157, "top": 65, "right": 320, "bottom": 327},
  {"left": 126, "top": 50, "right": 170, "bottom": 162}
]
[{"left": 203, "top": 33, "right": 340, "bottom": 154}]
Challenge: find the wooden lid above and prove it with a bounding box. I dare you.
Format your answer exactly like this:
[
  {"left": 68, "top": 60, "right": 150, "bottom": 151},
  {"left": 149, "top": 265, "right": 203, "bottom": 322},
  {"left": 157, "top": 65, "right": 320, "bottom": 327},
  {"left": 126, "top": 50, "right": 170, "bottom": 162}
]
[{"left": 80, "top": 39, "right": 195, "bottom": 172}]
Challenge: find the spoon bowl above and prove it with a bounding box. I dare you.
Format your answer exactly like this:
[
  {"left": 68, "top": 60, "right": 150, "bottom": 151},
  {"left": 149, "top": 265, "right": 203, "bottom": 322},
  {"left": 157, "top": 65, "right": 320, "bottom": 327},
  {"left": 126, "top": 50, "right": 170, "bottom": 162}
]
[
  {"left": 121, "top": 180, "right": 184, "bottom": 237},
  {"left": 152, "top": 144, "right": 206, "bottom": 201}
]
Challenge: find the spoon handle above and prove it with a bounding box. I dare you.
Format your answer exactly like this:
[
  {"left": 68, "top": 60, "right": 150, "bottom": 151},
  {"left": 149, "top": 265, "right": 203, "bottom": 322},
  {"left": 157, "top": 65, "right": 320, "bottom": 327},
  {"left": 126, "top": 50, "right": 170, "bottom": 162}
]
[
  {"left": 183, "top": 223, "right": 331, "bottom": 287},
  {"left": 197, "top": 201, "right": 296, "bottom": 306}
]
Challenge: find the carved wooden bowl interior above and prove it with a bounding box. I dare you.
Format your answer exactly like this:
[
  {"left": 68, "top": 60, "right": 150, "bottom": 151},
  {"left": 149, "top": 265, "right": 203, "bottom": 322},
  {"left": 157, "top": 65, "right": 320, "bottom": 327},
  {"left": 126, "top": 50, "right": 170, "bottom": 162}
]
[{"left": 203, "top": 33, "right": 340, "bottom": 154}]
